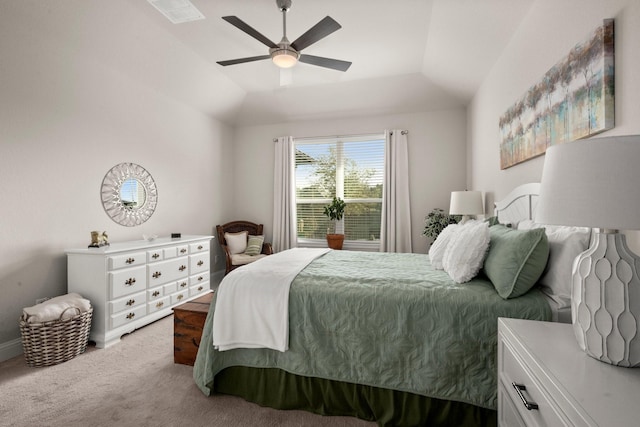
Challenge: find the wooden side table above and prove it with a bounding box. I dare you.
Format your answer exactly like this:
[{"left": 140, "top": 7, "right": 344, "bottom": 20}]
[{"left": 173, "top": 291, "right": 214, "bottom": 365}]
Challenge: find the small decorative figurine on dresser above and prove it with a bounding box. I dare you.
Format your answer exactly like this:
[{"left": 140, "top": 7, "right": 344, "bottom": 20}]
[{"left": 88, "top": 231, "right": 109, "bottom": 248}]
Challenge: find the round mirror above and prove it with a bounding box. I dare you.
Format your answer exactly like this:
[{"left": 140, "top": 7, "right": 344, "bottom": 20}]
[{"left": 101, "top": 163, "right": 157, "bottom": 227}]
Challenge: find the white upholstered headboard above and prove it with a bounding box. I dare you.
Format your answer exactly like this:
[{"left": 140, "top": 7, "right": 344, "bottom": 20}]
[{"left": 493, "top": 183, "right": 541, "bottom": 226}]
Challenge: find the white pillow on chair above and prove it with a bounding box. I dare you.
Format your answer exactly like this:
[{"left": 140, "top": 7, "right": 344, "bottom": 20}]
[{"left": 225, "top": 231, "right": 248, "bottom": 255}]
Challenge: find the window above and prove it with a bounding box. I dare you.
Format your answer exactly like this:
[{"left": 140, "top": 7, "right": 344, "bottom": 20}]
[{"left": 294, "top": 133, "right": 385, "bottom": 249}]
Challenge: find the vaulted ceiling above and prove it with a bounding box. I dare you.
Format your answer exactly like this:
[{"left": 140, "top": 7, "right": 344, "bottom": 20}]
[{"left": 121, "top": 0, "right": 535, "bottom": 125}]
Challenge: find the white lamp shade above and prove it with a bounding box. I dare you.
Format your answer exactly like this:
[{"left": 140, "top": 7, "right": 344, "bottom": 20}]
[
  {"left": 537, "top": 135, "right": 640, "bottom": 367},
  {"left": 449, "top": 191, "right": 483, "bottom": 216},
  {"left": 537, "top": 135, "right": 640, "bottom": 231}
]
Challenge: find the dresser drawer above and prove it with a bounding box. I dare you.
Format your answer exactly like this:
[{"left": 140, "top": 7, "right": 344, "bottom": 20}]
[
  {"left": 499, "top": 339, "right": 565, "bottom": 426},
  {"left": 177, "top": 245, "right": 189, "bottom": 257},
  {"left": 190, "top": 241, "right": 209, "bottom": 253},
  {"left": 108, "top": 251, "right": 146, "bottom": 270},
  {"left": 148, "top": 296, "right": 170, "bottom": 313},
  {"left": 171, "top": 290, "right": 188, "bottom": 305},
  {"left": 163, "top": 246, "right": 178, "bottom": 259},
  {"left": 190, "top": 281, "right": 209, "bottom": 297},
  {"left": 177, "top": 279, "right": 190, "bottom": 292},
  {"left": 111, "top": 304, "right": 147, "bottom": 329},
  {"left": 190, "top": 252, "right": 209, "bottom": 274},
  {"left": 110, "top": 291, "right": 146, "bottom": 314},
  {"left": 189, "top": 272, "right": 207, "bottom": 285},
  {"left": 147, "top": 256, "right": 189, "bottom": 287},
  {"left": 164, "top": 282, "right": 178, "bottom": 295},
  {"left": 109, "top": 266, "right": 147, "bottom": 299},
  {"left": 147, "top": 286, "right": 163, "bottom": 301},
  {"left": 147, "top": 249, "right": 163, "bottom": 262}
]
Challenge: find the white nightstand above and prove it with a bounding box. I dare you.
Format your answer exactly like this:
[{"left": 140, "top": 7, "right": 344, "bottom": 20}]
[{"left": 497, "top": 318, "right": 640, "bottom": 426}]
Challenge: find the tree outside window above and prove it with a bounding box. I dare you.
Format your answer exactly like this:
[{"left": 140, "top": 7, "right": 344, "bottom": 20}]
[{"left": 294, "top": 134, "right": 385, "bottom": 245}]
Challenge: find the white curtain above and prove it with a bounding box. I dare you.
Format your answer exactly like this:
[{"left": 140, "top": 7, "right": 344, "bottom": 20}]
[
  {"left": 272, "top": 136, "right": 297, "bottom": 252},
  {"left": 380, "top": 130, "right": 412, "bottom": 253}
]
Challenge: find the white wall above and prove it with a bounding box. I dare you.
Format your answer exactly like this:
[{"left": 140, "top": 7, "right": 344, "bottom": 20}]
[
  {"left": 469, "top": 0, "right": 640, "bottom": 206},
  {"left": 0, "top": 2, "right": 234, "bottom": 357},
  {"left": 231, "top": 109, "right": 468, "bottom": 255}
]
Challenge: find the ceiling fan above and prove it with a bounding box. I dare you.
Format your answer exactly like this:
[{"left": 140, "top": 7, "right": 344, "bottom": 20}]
[{"left": 217, "top": 0, "right": 351, "bottom": 72}]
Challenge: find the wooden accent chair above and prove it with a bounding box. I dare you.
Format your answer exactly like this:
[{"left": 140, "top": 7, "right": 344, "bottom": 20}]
[{"left": 216, "top": 221, "right": 274, "bottom": 275}]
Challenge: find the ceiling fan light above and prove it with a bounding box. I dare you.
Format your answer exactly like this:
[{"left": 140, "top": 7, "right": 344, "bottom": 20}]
[{"left": 271, "top": 49, "right": 299, "bottom": 68}]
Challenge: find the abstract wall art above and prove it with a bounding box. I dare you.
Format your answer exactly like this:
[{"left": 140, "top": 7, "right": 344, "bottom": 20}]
[{"left": 499, "top": 19, "right": 614, "bottom": 169}]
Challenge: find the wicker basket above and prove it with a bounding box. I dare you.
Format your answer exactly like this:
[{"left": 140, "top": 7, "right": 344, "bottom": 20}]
[{"left": 19, "top": 306, "right": 93, "bottom": 367}]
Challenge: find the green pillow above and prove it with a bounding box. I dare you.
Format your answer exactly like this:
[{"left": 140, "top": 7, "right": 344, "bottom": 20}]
[
  {"left": 244, "top": 235, "right": 265, "bottom": 256},
  {"left": 483, "top": 225, "right": 549, "bottom": 299}
]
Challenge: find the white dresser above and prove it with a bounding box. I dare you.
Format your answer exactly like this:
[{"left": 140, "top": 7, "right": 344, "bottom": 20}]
[
  {"left": 498, "top": 317, "right": 640, "bottom": 426},
  {"left": 67, "top": 235, "right": 213, "bottom": 348}
]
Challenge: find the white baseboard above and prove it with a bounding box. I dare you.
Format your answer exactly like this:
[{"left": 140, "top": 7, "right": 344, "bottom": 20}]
[{"left": 0, "top": 338, "right": 23, "bottom": 363}]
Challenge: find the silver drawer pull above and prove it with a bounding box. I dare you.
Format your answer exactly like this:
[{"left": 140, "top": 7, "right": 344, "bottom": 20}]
[{"left": 512, "top": 382, "right": 539, "bottom": 410}]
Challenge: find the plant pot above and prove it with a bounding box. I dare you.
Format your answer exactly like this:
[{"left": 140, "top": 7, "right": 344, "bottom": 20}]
[{"left": 326, "top": 234, "right": 344, "bottom": 250}]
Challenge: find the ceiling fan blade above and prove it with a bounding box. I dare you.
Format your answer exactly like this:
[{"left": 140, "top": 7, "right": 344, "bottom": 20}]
[
  {"left": 290, "top": 16, "right": 341, "bottom": 51},
  {"left": 217, "top": 55, "right": 271, "bottom": 66},
  {"left": 299, "top": 54, "right": 352, "bottom": 72},
  {"left": 222, "top": 16, "right": 278, "bottom": 49}
]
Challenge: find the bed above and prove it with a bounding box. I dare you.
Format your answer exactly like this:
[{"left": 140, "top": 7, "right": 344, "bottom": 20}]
[{"left": 194, "top": 183, "right": 590, "bottom": 426}]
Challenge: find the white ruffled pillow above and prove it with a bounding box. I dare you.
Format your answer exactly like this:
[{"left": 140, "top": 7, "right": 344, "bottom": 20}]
[
  {"left": 428, "top": 224, "right": 460, "bottom": 270},
  {"left": 442, "top": 220, "right": 490, "bottom": 283},
  {"left": 518, "top": 220, "right": 590, "bottom": 307}
]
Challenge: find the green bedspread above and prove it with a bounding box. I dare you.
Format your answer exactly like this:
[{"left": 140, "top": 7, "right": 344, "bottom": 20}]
[{"left": 194, "top": 250, "right": 551, "bottom": 410}]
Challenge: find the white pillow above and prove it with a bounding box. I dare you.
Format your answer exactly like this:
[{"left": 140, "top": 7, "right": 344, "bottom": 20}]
[
  {"left": 224, "top": 231, "right": 248, "bottom": 255},
  {"left": 428, "top": 224, "right": 460, "bottom": 270},
  {"left": 442, "top": 220, "right": 490, "bottom": 283},
  {"left": 518, "top": 221, "right": 590, "bottom": 307}
]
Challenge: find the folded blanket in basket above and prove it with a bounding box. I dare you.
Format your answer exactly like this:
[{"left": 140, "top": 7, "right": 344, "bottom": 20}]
[{"left": 23, "top": 293, "right": 91, "bottom": 324}]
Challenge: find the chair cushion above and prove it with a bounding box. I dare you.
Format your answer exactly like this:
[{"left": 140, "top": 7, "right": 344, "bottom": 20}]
[
  {"left": 244, "top": 235, "right": 265, "bottom": 256},
  {"left": 231, "top": 253, "right": 268, "bottom": 266},
  {"left": 225, "top": 231, "right": 248, "bottom": 254}
]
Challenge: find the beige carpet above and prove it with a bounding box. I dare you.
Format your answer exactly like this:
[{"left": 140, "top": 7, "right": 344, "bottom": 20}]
[{"left": 0, "top": 316, "right": 374, "bottom": 427}]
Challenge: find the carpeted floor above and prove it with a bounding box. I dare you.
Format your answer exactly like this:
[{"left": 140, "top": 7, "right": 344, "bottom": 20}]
[{"left": 0, "top": 315, "right": 374, "bottom": 427}]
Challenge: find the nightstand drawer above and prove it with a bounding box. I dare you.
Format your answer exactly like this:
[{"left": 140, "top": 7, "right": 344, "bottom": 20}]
[{"left": 499, "top": 338, "right": 565, "bottom": 426}]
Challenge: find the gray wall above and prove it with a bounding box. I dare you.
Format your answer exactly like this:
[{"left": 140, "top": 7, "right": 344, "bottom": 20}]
[
  {"left": 0, "top": 1, "right": 235, "bottom": 359},
  {"left": 230, "top": 109, "right": 468, "bottom": 255}
]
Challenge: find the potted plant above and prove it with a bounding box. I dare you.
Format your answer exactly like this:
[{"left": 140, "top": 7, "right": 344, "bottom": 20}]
[
  {"left": 423, "top": 208, "right": 461, "bottom": 243},
  {"left": 323, "top": 196, "right": 346, "bottom": 250}
]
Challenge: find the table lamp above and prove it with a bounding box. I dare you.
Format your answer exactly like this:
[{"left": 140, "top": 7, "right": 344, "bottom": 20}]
[
  {"left": 537, "top": 135, "right": 640, "bottom": 367},
  {"left": 449, "top": 190, "right": 483, "bottom": 223}
]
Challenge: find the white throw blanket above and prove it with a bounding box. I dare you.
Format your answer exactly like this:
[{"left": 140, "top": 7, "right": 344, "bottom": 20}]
[
  {"left": 212, "top": 247, "right": 330, "bottom": 352},
  {"left": 22, "top": 292, "right": 91, "bottom": 324}
]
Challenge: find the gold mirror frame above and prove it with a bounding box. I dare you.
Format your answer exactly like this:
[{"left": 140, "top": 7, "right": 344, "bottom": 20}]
[{"left": 101, "top": 163, "right": 158, "bottom": 227}]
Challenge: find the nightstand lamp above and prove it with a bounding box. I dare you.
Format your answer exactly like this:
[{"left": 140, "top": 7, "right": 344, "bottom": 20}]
[
  {"left": 449, "top": 190, "right": 483, "bottom": 223},
  {"left": 537, "top": 135, "right": 640, "bottom": 367}
]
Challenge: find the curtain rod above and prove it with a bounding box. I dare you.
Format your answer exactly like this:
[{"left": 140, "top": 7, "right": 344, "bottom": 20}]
[{"left": 273, "top": 130, "right": 407, "bottom": 142}]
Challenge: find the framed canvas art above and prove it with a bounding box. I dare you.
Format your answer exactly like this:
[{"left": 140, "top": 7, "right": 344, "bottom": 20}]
[{"left": 499, "top": 19, "right": 614, "bottom": 169}]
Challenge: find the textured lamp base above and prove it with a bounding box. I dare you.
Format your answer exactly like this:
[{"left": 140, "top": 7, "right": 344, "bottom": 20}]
[{"left": 572, "top": 230, "right": 640, "bottom": 367}]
